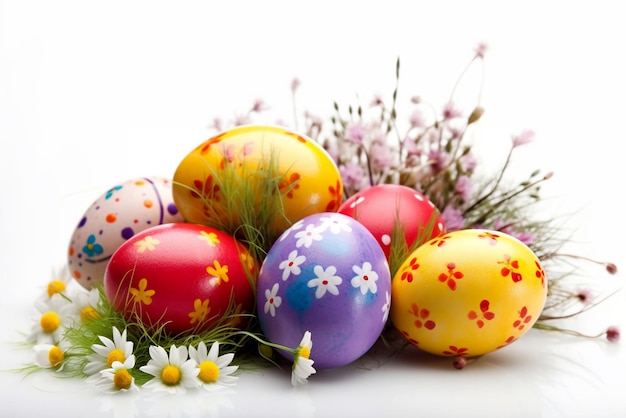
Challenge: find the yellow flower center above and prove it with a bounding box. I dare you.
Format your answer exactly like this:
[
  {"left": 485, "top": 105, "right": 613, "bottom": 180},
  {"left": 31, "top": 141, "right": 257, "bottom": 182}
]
[
  {"left": 47, "top": 280, "right": 66, "bottom": 297},
  {"left": 106, "top": 348, "right": 125, "bottom": 367},
  {"left": 299, "top": 346, "right": 311, "bottom": 360},
  {"left": 113, "top": 368, "right": 133, "bottom": 390},
  {"left": 80, "top": 305, "right": 100, "bottom": 322},
  {"left": 40, "top": 311, "right": 61, "bottom": 333},
  {"left": 198, "top": 360, "right": 219, "bottom": 383},
  {"left": 161, "top": 365, "right": 181, "bottom": 386},
  {"left": 48, "top": 345, "right": 64, "bottom": 366}
]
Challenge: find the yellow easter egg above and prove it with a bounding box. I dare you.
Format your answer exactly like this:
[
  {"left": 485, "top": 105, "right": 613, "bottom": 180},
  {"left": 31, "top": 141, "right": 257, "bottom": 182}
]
[
  {"left": 172, "top": 125, "right": 343, "bottom": 242},
  {"left": 391, "top": 229, "right": 547, "bottom": 357}
]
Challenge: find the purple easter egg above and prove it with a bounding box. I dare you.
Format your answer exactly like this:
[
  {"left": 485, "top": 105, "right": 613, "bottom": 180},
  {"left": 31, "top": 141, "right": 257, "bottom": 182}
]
[{"left": 257, "top": 212, "right": 391, "bottom": 369}]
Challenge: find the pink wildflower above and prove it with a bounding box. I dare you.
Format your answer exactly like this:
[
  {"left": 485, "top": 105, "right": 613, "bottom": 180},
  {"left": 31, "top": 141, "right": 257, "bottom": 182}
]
[
  {"left": 370, "top": 95, "right": 384, "bottom": 107},
  {"left": 402, "top": 137, "right": 421, "bottom": 157},
  {"left": 460, "top": 153, "right": 477, "bottom": 172},
  {"left": 474, "top": 42, "right": 488, "bottom": 58},
  {"left": 576, "top": 289, "right": 594, "bottom": 305},
  {"left": 345, "top": 123, "right": 366, "bottom": 144},
  {"left": 340, "top": 163, "right": 367, "bottom": 191},
  {"left": 454, "top": 175, "right": 472, "bottom": 201},
  {"left": 441, "top": 206, "right": 465, "bottom": 231},
  {"left": 512, "top": 129, "right": 535, "bottom": 147},
  {"left": 291, "top": 78, "right": 301, "bottom": 93},
  {"left": 443, "top": 102, "right": 462, "bottom": 120},
  {"left": 370, "top": 142, "right": 393, "bottom": 171},
  {"left": 427, "top": 149, "right": 448, "bottom": 174},
  {"left": 606, "top": 327, "right": 620, "bottom": 342},
  {"left": 409, "top": 109, "right": 426, "bottom": 128},
  {"left": 251, "top": 99, "right": 269, "bottom": 113}
]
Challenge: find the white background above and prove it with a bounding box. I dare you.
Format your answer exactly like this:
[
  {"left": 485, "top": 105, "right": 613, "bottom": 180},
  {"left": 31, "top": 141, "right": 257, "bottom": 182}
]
[{"left": 1, "top": 1, "right": 625, "bottom": 417}]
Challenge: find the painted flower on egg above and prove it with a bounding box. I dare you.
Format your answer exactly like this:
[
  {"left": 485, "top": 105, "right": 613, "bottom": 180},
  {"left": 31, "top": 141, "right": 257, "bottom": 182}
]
[{"left": 257, "top": 212, "right": 391, "bottom": 369}]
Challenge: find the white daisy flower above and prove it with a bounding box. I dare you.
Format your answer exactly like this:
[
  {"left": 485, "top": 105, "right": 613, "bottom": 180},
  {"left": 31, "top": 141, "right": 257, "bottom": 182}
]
[
  {"left": 72, "top": 287, "right": 102, "bottom": 323},
  {"left": 33, "top": 343, "right": 67, "bottom": 370},
  {"left": 29, "top": 296, "right": 74, "bottom": 345},
  {"left": 37, "top": 266, "right": 72, "bottom": 303},
  {"left": 92, "top": 355, "right": 139, "bottom": 394},
  {"left": 140, "top": 344, "right": 199, "bottom": 394},
  {"left": 189, "top": 341, "right": 239, "bottom": 391},
  {"left": 83, "top": 327, "right": 134, "bottom": 376},
  {"left": 291, "top": 331, "right": 316, "bottom": 387}
]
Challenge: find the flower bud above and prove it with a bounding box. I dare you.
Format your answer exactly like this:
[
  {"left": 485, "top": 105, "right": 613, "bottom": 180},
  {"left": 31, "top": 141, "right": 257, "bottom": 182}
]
[
  {"left": 606, "top": 326, "right": 620, "bottom": 342},
  {"left": 467, "top": 106, "right": 484, "bottom": 124},
  {"left": 606, "top": 262, "right": 618, "bottom": 275},
  {"left": 453, "top": 356, "right": 467, "bottom": 369}
]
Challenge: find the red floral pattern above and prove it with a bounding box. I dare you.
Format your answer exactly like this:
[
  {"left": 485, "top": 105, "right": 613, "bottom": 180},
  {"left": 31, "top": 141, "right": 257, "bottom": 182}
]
[
  {"left": 438, "top": 262, "right": 464, "bottom": 291},
  {"left": 467, "top": 299, "right": 495, "bottom": 328},
  {"left": 443, "top": 345, "right": 468, "bottom": 356},
  {"left": 513, "top": 306, "right": 532, "bottom": 330},
  {"left": 409, "top": 303, "right": 436, "bottom": 330},
  {"left": 429, "top": 235, "right": 450, "bottom": 247},
  {"left": 400, "top": 257, "right": 420, "bottom": 282},
  {"left": 478, "top": 231, "right": 500, "bottom": 245},
  {"left": 499, "top": 253, "right": 522, "bottom": 282},
  {"left": 535, "top": 260, "right": 546, "bottom": 287},
  {"left": 191, "top": 175, "right": 220, "bottom": 201}
]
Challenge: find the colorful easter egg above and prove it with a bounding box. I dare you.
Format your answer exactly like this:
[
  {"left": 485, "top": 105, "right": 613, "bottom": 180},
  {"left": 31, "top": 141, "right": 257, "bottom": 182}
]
[
  {"left": 338, "top": 184, "right": 446, "bottom": 261},
  {"left": 391, "top": 229, "right": 547, "bottom": 357},
  {"left": 68, "top": 177, "right": 184, "bottom": 289},
  {"left": 103, "top": 223, "right": 257, "bottom": 336},
  {"left": 257, "top": 212, "right": 391, "bottom": 369},
  {"left": 172, "top": 125, "right": 343, "bottom": 242}
]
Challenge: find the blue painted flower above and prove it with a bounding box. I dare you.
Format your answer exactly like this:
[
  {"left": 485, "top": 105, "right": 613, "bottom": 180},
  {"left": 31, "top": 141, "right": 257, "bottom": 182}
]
[
  {"left": 105, "top": 185, "right": 123, "bottom": 200},
  {"left": 83, "top": 234, "right": 104, "bottom": 257}
]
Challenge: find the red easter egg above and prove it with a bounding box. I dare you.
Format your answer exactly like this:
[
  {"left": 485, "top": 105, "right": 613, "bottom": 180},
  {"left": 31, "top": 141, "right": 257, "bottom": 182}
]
[
  {"left": 338, "top": 184, "right": 446, "bottom": 260},
  {"left": 104, "top": 223, "right": 257, "bottom": 336}
]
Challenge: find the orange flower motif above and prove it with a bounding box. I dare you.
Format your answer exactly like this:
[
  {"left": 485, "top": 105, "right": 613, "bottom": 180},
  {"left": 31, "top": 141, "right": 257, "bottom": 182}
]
[
  {"left": 326, "top": 180, "right": 342, "bottom": 211},
  {"left": 279, "top": 172, "right": 301, "bottom": 199},
  {"left": 191, "top": 174, "right": 220, "bottom": 200},
  {"left": 134, "top": 236, "right": 160, "bottom": 253},
  {"left": 188, "top": 298, "right": 211, "bottom": 325},
  {"left": 198, "top": 230, "right": 220, "bottom": 247},
  {"left": 206, "top": 260, "right": 229, "bottom": 285},
  {"left": 130, "top": 278, "right": 155, "bottom": 305}
]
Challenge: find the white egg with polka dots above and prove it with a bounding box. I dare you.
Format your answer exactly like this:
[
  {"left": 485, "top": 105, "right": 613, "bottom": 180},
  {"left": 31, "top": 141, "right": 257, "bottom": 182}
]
[{"left": 67, "top": 177, "right": 185, "bottom": 289}]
